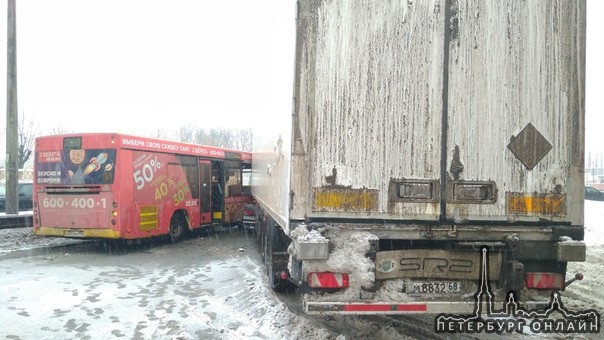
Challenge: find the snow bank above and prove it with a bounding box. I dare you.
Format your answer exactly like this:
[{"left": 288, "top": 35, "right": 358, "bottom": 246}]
[
  {"left": 299, "top": 227, "right": 378, "bottom": 302},
  {"left": 584, "top": 200, "right": 604, "bottom": 246}
]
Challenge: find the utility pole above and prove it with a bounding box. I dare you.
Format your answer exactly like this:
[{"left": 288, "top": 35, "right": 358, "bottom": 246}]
[{"left": 5, "top": 0, "right": 18, "bottom": 214}]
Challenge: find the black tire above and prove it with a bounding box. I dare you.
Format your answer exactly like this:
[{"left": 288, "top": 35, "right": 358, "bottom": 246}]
[
  {"left": 169, "top": 213, "right": 188, "bottom": 243},
  {"left": 258, "top": 216, "right": 267, "bottom": 263},
  {"left": 264, "top": 218, "right": 288, "bottom": 292}
]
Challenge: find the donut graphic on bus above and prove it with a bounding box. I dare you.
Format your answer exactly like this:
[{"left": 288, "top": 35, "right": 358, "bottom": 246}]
[{"left": 63, "top": 149, "right": 115, "bottom": 184}]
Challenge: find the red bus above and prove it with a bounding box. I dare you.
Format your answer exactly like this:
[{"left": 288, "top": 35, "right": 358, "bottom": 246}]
[{"left": 33, "top": 133, "right": 253, "bottom": 241}]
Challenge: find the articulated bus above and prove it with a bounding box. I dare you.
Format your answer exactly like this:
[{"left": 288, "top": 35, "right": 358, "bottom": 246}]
[{"left": 33, "top": 133, "right": 253, "bottom": 241}]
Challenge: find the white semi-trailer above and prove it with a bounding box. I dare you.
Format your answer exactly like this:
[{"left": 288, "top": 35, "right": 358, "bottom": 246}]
[{"left": 252, "top": 0, "right": 586, "bottom": 315}]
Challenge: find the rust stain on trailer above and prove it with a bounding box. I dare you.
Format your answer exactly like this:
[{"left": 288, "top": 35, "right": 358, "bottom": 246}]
[
  {"left": 324, "top": 166, "right": 337, "bottom": 186},
  {"left": 506, "top": 192, "right": 565, "bottom": 216},
  {"left": 449, "top": 145, "right": 464, "bottom": 180},
  {"left": 313, "top": 187, "right": 379, "bottom": 212}
]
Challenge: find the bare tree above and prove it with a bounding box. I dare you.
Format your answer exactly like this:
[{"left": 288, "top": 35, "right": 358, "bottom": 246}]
[
  {"left": 177, "top": 127, "right": 253, "bottom": 151},
  {"left": 178, "top": 126, "right": 196, "bottom": 143},
  {"left": 208, "top": 128, "right": 232, "bottom": 149},
  {"left": 194, "top": 129, "right": 210, "bottom": 145},
  {"left": 151, "top": 128, "right": 169, "bottom": 139},
  {"left": 50, "top": 126, "right": 73, "bottom": 135},
  {"left": 17, "top": 112, "right": 39, "bottom": 169},
  {"left": 232, "top": 128, "right": 253, "bottom": 152}
]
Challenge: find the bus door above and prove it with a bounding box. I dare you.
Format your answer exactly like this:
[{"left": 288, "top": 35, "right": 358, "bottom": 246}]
[
  {"left": 198, "top": 160, "right": 212, "bottom": 224},
  {"left": 210, "top": 160, "right": 225, "bottom": 223},
  {"left": 224, "top": 159, "right": 245, "bottom": 225}
]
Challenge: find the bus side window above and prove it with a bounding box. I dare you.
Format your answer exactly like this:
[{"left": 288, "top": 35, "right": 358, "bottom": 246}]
[
  {"left": 224, "top": 162, "right": 241, "bottom": 196},
  {"left": 227, "top": 183, "right": 242, "bottom": 196},
  {"left": 241, "top": 163, "right": 251, "bottom": 195},
  {"left": 226, "top": 171, "right": 241, "bottom": 196},
  {"left": 173, "top": 156, "right": 199, "bottom": 199}
]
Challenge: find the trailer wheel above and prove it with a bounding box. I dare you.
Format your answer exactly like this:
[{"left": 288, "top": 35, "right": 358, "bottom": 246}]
[
  {"left": 169, "top": 213, "right": 188, "bottom": 243},
  {"left": 258, "top": 213, "right": 267, "bottom": 263},
  {"left": 264, "top": 218, "right": 289, "bottom": 292},
  {"left": 269, "top": 267, "right": 287, "bottom": 292}
]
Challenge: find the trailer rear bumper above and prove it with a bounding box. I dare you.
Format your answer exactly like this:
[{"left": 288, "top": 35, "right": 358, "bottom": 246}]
[{"left": 303, "top": 300, "right": 551, "bottom": 315}]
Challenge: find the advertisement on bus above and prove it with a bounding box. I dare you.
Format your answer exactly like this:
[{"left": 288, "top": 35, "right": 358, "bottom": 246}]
[{"left": 36, "top": 149, "right": 116, "bottom": 185}]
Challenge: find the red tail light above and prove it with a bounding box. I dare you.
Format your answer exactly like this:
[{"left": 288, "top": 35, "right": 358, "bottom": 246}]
[
  {"left": 525, "top": 272, "right": 564, "bottom": 289},
  {"left": 307, "top": 272, "right": 349, "bottom": 289},
  {"left": 244, "top": 209, "right": 255, "bottom": 216}
]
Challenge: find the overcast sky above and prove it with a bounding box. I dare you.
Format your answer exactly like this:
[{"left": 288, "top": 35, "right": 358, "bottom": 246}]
[
  {"left": 0, "top": 0, "right": 602, "bottom": 156},
  {"left": 0, "top": 0, "right": 286, "bottom": 140},
  {"left": 584, "top": 0, "right": 603, "bottom": 157}
]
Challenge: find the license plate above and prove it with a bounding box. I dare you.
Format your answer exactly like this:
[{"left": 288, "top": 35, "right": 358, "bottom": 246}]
[
  {"left": 409, "top": 280, "right": 462, "bottom": 294},
  {"left": 64, "top": 230, "right": 84, "bottom": 237}
]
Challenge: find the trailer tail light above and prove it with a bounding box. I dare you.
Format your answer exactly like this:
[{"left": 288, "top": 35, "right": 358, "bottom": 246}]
[
  {"left": 307, "top": 272, "right": 349, "bottom": 289},
  {"left": 525, "top": 272, "right": 564, "bottom": 289}
]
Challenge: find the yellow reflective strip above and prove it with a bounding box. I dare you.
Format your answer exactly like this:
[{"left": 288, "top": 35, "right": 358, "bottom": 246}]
[
  {"left": 139, "top": 205, "right": 158, "bottom": 231},
  {"left": 506, "top": 193, "right": 565, "bottom": 215},
  {"left": 313, "top": 188, "right": 379, "bottom": 212}
]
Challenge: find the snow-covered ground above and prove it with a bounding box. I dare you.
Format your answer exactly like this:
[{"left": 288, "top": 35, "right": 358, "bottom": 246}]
[
  {"left": 0, "top": 225, "right": 82, "bottom": 255},
  {"left": 0, "top": 229, "right": 352, "bottom": 340},
  {"left": 564, "top": 200, "right": 604, "bottom": 315},
  {"left": 581, "top": 200, "right": 604, "bottom": 247},
  {"left": 0, "top": 201, "right": 602, "bottom": 339}
]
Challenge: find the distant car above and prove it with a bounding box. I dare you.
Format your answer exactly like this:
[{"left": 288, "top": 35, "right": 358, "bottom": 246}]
[
  {"left": 0, "top": 181, "right": 33, "bottom": 212},
  {"left": 585, "top": 186, "right": 604, "bottom": 201}
]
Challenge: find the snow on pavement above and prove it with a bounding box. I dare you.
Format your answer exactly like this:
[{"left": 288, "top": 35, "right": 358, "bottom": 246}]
[{"left": 0, "top": 200, "right": 603, "bottom": 339}]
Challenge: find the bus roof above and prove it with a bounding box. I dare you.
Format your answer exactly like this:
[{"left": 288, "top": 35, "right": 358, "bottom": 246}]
[{"left": 35, "top": 133, "right": 252, "bottom": 161}]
